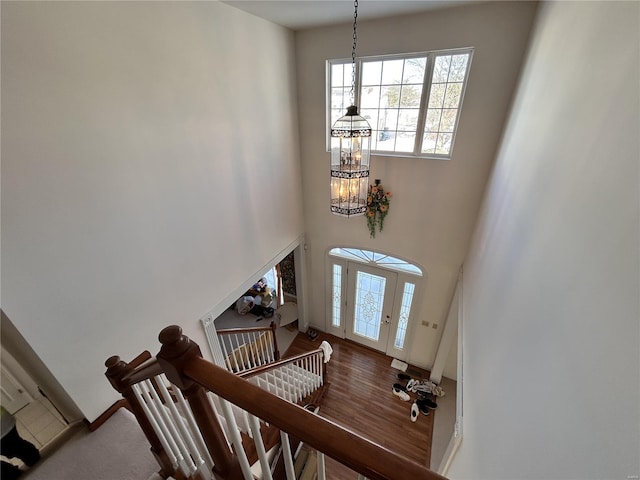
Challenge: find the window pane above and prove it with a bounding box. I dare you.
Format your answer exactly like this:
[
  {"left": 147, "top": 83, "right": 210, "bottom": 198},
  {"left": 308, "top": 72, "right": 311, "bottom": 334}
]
[
  {"left": 402, "top": 58, "right": 427, "bottom": 84},
  {"left": 444, "top": 83, "right": 463, "bottom": 108},
  {"left": 397, "top": 109, "right": 420, "bottom": 131},
  {"left": 422, "top": 132, "right": 437, "bottom": 153},
  {"left": 379, "top": 109, "right": 398, "bottom": 130},
  {"left": 361, "top": 86, "right": 381, "bottom": 109},
  {"left": 332, "top": 63, "right": 346, "bottom": 87},
  {"left": 394, "top": 283, "right": 415, "bottom": 350},
  {"left": 425, "top": 108, "right": 442, "bottom": 132},
  {"left": 362, "top": 61, "right": 383, "bottom": 86},
  {"left": 394, "top": 132, "right": 416, "bottom": 153},
  {"left": 381, "top": 85, "right": 401, "bottom": 108},
  {"left": 377, "top": 133, "right": 396, "bottom": 151},
  {"left": 449, "top": 54, "right": 469, "bottom": 82},
  {"left": 433, "top": 55, "right": 452, "bottom": 83},
  {"left": 353, "top": 271, "right": 386, "bottom": 341},
  {"left": 399, "top": 84, "right": 423, "bottom": 107},
  {"left": 436, "top": 133, "right": 453, "bottom": 154},
  {"left": 343, "top": 63, "right": 352, "bottom": 87},
  {"left": 360, "top": 108, "right": 380, "bottom": 131},
  {"left": 440, "top": 109, "right": 457, "bottom": 132},
  {"left": 381, "top": 59, "right": 404, "bottom": 85},
  {"left": 332, "top": 264, "right": 342, "bottom": 327},
  {"left": 331, "top": 88, "right": 346, "bottom": 109},
  {"left": 428, "top": 84, "right": 446, "bottom": 109}
]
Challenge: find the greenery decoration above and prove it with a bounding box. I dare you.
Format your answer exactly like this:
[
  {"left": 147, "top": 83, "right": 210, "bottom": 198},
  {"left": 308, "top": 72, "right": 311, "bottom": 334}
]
[{"left": 366, "top": 180, "right": 391, "bottom": 238}]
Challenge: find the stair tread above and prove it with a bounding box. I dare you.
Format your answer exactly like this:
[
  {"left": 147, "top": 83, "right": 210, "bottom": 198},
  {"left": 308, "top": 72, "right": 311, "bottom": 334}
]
[{"left": 299, "top": 449, "right": 317, "bottom": 480}]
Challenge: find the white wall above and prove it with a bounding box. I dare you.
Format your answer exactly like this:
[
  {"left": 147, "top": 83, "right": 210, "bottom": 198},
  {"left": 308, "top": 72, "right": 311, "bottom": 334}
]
[
  {"left": 1, "top": 1, "right": 303, "bottom": 421},
  {"left": 295, "top": 2, "right": 538, "bottom": 368},
  {"left": 449, "top": 1, "right": 639, "bottom": 478}
]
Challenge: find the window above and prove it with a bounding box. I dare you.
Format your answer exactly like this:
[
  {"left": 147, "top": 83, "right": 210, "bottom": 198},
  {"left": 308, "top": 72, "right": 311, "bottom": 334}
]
[
  {"left": 328, "top": 247, "right": 423, "bottom": 276},
  {"left": 328, "top": 48, "right": 473, "bottom": 159}
]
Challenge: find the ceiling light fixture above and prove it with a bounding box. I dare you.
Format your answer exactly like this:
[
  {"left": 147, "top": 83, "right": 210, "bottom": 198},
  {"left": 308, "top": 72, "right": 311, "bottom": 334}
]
[{"left": 330, "top": 0, "right": 371, "bottom": 218}]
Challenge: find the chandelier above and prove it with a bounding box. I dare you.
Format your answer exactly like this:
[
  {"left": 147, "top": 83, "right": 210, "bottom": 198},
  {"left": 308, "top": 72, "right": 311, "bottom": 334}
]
[{"left": 330, "top": 0, "right": 371, "bottom": 217}]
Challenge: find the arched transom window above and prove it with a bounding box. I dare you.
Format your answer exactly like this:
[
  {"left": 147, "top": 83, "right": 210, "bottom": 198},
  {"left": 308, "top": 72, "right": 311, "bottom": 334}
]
[{"left": 328, "top": 248, "right": 423, "bottom": 277}]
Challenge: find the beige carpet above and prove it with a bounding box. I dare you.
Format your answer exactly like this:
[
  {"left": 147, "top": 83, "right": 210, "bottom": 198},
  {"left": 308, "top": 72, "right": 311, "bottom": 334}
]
[{"left": 23, "top": 408, "right": 160, "bottom": 480}]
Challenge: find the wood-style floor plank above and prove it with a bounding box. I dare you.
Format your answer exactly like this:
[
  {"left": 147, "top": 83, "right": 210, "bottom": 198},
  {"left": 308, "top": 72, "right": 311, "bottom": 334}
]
[{"left": 283, "top": 330, "right": 434, "bottom": 479}]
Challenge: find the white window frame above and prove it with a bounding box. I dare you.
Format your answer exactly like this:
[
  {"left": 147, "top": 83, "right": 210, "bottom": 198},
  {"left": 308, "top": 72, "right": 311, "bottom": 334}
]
[{"left": 327, "top": 47, "right": 474, "bottom": 160}]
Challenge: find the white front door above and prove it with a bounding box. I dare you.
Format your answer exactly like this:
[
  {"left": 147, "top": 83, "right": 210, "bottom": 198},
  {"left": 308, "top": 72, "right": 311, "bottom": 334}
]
[{"left": 345, "top": 264, "right": 397, "bottom": 352}]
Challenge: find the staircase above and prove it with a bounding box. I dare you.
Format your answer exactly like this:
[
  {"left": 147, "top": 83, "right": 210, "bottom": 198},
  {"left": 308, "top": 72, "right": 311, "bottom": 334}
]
[{"left": 105, "top": 325, "right": 447, "bottom": 480}]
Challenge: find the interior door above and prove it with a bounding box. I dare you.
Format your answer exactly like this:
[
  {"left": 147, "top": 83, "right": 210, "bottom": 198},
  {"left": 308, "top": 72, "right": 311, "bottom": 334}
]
[
  {"left": 1, "top": 365, "right": 33, "bottom": 414},
  {"left": 345, "top": 263, "right": 397, "bottom": 352}
]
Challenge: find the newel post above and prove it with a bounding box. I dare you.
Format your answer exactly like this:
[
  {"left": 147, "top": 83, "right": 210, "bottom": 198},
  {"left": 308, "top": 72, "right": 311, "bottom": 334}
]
[
  {"left": 270, "top": 320, "right": 280, "bottom": 361},
  {"left": 104, "top": 355, "right": 174, "bottom": 478},
  {"left": 157, "top": 325, "right": 244, "bottom": 480}
]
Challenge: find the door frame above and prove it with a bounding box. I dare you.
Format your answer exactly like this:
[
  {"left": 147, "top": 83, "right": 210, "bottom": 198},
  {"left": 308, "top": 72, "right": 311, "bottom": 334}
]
[{"left": 325, "top": 247, "right": 424, "bottom": 361}]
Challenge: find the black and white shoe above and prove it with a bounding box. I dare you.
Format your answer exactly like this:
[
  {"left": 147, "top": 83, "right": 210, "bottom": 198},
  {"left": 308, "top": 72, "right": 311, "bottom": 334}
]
[
  {"left": 416, "top": 393, "right": 438, "bottom": 409},
  {"left": 392, "top": 385, "right": 410, "bottom": 401},
  {"left": 410, "top": 402, "right": 419, "bottom": 422},
  {"left": 416, "top": 398, "right": 435, "bottom": 414}
]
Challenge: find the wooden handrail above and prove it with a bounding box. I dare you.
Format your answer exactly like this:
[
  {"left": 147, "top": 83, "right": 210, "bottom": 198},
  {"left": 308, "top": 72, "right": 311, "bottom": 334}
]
[
  {"left": 215, "top": 325, "right": 274, "bottom": 335},
  {"left": 157, "top": 326, "right": 446, "bottom": 480},
  {"left": 121, "top": 359, "right": 165, "bottom": 387}
]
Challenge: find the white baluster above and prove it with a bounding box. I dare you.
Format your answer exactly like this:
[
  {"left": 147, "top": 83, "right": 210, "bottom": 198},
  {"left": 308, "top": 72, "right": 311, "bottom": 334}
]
[
  {"left": 280, "top": 431, "right": 296, "bottom": 480},
  {"left": 218, "top": 398, "right": 254, "bottom": 480},
  {"left": 156, "top": 377, "right": 213, "bottom": 479},
  {"left": 142, "top": 379, "right": 196, "bottom": 476},
  {"left": 131, "top": 383, "right": 178, "bottom": 468},
  {"left": 317, "top": 451, "right": 326, "bottom": 480},
  {"left": 248, "top": 414, "right": 273, "bottom": 480}
]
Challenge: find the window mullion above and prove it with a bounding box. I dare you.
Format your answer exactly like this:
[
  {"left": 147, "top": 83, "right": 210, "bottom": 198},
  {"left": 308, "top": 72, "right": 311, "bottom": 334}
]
[{"left": 415, "top": 53, "right": 435, "bottom": 155}]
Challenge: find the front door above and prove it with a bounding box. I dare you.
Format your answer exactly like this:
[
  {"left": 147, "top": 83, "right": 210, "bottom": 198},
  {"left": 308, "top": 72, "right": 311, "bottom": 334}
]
[{"left": 345, "top": 264, "right": 397, "bottom": 352}]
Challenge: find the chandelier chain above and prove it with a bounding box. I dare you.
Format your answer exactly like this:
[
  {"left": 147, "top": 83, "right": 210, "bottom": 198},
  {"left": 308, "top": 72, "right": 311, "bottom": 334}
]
[{"left": 350, "top": 0, "right": 358, "bottom": 103}]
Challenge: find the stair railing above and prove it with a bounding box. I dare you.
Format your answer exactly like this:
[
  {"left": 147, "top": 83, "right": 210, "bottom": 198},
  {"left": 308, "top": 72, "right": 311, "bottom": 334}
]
[
  {"left": 216, "top": 321, "right": 280, "bottom": 373},
  {"left": 156, "top": 325, "right": 448, "bottom": 480},
  {"left": 106, "top": 352, "right": 245, "bottom": 480},
  {"left": 239, "top": 347, "right": 328, "bottom": 406}
]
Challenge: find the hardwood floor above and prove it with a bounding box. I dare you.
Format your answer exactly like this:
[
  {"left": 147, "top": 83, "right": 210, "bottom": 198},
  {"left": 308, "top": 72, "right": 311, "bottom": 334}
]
[{"left": 283, "top": 330, "right": 434, "bottom": 479}]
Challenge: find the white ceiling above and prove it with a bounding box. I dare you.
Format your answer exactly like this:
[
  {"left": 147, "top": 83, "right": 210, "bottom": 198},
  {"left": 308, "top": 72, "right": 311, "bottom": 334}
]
[{"left": 221, "top": 0, "right": 480, "bottom": 31}]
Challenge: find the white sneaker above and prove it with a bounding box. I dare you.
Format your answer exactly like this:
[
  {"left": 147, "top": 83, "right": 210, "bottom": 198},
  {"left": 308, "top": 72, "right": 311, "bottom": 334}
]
[
  {"left": 392, "top": 386, "right": 410, "bottom": 401},
  {"left": 410, "top": 402, "right": 419, "bottom": 422}
]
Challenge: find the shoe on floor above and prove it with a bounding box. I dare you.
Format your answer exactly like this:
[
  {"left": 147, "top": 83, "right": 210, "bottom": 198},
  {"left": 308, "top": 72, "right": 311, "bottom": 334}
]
[
  {"left": 396, "top": 373, "right": 411, "bottom": 381},
  {"left": 410, "top": 402, "right": 419, "bottom": 422},
  {"left": 393, "top": 382, "right": 408, "bottom": 392},
  {"left": 417, "top": 397, "right": 437, "bottom": 411},
  {"left": 415, "top": 399, "right": 431, "bottom": 416},
  {"left": 432, "top": 385, "right": 445, "bottom": 397},
  {"left": 392, "top": 386, "right": 410, "bottom": 401}
]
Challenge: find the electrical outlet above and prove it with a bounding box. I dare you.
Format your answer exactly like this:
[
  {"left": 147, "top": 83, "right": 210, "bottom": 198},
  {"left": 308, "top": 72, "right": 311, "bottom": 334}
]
[
  {"left": 432, "top": 323, "right": 438, "bottom": 329},
  {"left": 422, "top": 321, "right": 430, "bottom": 327}
]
